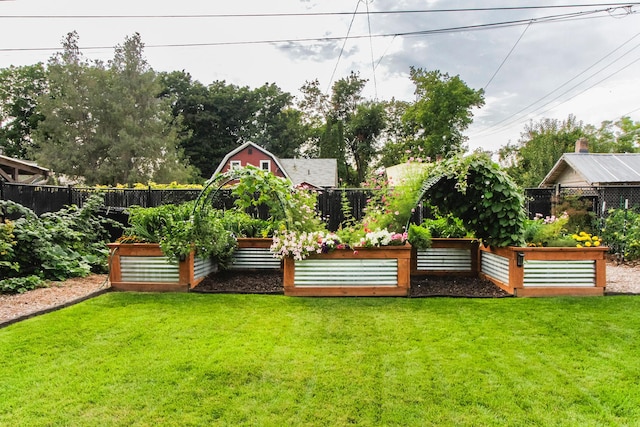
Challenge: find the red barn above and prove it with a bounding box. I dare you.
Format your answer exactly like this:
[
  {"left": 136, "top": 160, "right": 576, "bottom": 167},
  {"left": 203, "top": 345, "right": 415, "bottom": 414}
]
[{"left": 212, "top": 142, "right": 338, "bottom": 189}]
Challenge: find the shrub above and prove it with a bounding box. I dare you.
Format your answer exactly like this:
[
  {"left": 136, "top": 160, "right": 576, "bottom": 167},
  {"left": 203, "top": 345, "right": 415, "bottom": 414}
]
[
  {"left": 0, "top": 195, "right": 115, "bottom": 286},
  {"left": 122, "top": 201, "right": 237, "bottom": 266},
  {"left": 523, "top": 212, "right": 572, "bottom": 247},
  {"left": 601, "top": 208, "right": 640, "bottom": 261}
]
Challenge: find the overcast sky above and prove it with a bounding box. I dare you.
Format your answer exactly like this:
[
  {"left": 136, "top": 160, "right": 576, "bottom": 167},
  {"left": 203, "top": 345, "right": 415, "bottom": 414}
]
[{"left": 1, "top": 0, "right": 639, "bottom": 154}]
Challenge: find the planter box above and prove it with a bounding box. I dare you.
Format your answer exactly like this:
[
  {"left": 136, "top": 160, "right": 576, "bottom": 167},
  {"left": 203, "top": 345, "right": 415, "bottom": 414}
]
[
  {"left": 479, "top": 245, "right": 608, "bottom": 297},
  {"left": 411, "top": 238, "right": 479, "bottom": 276},
  {"left": 283, "top": 244, "right": 412, "bottom": 297},
  {"left": 230, "top": 238, "right": 281, "bottom": 270},
  {"left": 107, "top": 243, "right": 217, "bottom": 292}
]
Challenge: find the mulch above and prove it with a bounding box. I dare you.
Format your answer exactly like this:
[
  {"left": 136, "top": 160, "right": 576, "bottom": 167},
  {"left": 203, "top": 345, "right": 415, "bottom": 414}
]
[{"left": 193, "top": 269, "right": 511, "bottom": 298}]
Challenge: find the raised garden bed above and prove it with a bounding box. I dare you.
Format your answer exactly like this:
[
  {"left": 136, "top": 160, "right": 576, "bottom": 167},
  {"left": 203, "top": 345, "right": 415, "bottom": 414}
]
[
  {"left": 283, "top": 244, "right": 412, "bottom": 297},
  {"left": 411, "top": 238, "right": 479, "bottom": 276},
  {"left": 479, "top": 245, "right": 608, "bottom": 297},
  {"left": 107, "top": 243, "right": 217, "bottom": 292},
  {"left": 230, "top": 238, "right": 281, "bottom": 270}
]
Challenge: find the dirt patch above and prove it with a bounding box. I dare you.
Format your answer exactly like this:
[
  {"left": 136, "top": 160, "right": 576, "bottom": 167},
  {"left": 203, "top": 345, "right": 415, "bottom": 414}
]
[
  {"left": 410, "top": 275, "right": 511, "bottom": 298},
  {"left": 194, "top": 269, "right": 284, "bottom": 294},
  {"left": 193, "top": 269, "right": 510, "bottom": 298}
]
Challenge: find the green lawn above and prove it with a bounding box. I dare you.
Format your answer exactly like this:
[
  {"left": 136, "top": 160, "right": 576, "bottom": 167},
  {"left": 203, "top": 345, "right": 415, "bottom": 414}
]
[{"left": 2, "top": 293, "right": 640, "bottom": 426}]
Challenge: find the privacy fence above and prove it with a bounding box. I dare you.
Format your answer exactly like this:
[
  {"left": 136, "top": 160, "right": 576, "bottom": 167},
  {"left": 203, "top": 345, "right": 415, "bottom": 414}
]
[{"left": 2, "top": 181, "right": 639, "bottom": 232}]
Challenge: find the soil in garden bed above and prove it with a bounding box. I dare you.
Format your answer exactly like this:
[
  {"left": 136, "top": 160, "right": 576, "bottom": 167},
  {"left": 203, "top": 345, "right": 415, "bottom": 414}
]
[{"left": 193, "top": 270, "right": 510, "bottom": 298}]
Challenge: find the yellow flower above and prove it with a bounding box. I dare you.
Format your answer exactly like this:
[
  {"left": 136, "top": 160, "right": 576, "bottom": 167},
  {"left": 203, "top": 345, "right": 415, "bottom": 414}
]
[
  {"left": 576, "top": 244, "right": 583, "bottom": 248},
  {"left": 579, "top": 231, "right": 588, "bottom": 236},
  {"left": 585, "top": 241, "right": 592, "bottom": 247},
  {"left": 592, "top": 236, "right": 599, "bottom": 241},
  {"left": 594, "top": 241, "right": 601, "bottom": 246},
  {"left": 572, "top": 234, "right": 579, "bottom": 240}
]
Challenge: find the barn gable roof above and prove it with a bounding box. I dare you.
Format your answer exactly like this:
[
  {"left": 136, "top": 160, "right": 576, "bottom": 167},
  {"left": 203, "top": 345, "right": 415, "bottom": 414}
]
[{"left": 212, "top": 142, "right": 338, "bottom": 188}]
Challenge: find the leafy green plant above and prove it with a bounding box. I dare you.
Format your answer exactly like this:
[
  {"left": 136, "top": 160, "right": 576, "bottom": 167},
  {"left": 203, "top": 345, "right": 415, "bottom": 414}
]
[
  {"left": 219, "top": 210, "right": 274, "bottom": 238},
  {"left": 0, "top": 275, "right": 45, "bottom": 294},
  {"left": 408, "top": 224, "right": 432, "bottom": 249},
  {"left": 0, "top": 195, "right": 115, "bottom": 283},
  {"left": 421, "top": 213, "right": 469, "bottom": 238},
  {"left": 555, "top": 193, "right": 597, "bottom": 234},
  {"left": 122, "top": 201, "right": 237, "bottom": 265},
  {"left": 601, "top": 208, "right": 640, "bottom": 261},
  {"left": 0, "top": 219, "right": 19, "bottom": 274},
  {"left": 523, "top": 212, "right": 573, "bottom": 247}
]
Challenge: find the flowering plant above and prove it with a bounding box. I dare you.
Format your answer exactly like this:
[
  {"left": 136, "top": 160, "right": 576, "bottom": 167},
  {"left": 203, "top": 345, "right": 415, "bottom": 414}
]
[
  {"left": 270, "top": 228, "right": 407, "bottom": 260},
  {"left": 270, "top": 231, "right": 348, "bottom": 260},
  {"left": 359, "top": 229, "right": 407, "bottom": 247},
  {"left": 523, "top": 212, "right": 575, "bottom": 247},
  {"left": 572, "top": 231, "right": 602, "bottom": 248}
]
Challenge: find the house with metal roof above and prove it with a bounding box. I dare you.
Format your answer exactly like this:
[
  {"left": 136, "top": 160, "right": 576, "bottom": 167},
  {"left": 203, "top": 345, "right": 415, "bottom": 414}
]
[
  {"left": 539, "top": 139, "right": 640, "bottom": 188},
  {"left": 212, "top": 141, "right": 338, "bottom": 188}
]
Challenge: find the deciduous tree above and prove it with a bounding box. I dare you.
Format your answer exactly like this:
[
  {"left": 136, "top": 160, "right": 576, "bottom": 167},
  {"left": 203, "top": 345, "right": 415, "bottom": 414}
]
[{"left": 402, "top": 67, "right": 484, "bottom": 159}]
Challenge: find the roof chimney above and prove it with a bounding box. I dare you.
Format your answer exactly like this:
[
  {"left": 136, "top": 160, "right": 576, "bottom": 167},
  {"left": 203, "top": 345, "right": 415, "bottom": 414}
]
[{"left": 575, "top": 138, "right": 589, "bottom": 153}]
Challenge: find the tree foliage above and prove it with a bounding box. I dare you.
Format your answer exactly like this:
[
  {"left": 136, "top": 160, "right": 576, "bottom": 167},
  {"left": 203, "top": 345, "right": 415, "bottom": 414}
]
[
  {"left": 298, "top": 72, "right": 386, "bottom": 185},
  {"left": 498, "top": 115, "right": 589, "bottom": 188},
  {"left": 160, "top": 72, "right": 308, "bottom": 178},
  {"left": 0, "top": 64, "right": 47, "bottom": 158},
  {"left": 34, "top": 32, "right": 195, "bottom": 185},
  {"left": 402, "top": 68, "right": 485, "bottom": 160}
]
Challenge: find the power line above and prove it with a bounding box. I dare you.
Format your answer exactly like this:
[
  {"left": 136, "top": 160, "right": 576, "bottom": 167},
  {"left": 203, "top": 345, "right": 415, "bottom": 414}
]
[
  {"left": 484, "top": 21, "right": 532, "bottom": 91},
  {"left": 1, "top": 4, "right": 640, "bottom": 19},
  {"left": 365, "top": 0, "right": 378, "bottom": 100},
  {"left": 0, "top": 6, "right": 632, "bottom": 53},
  {"left": 326, "top": 0, "right": 360, "bottom": 94},
  {"left": 472, "top": 29, "right": 640, "bottom": 138}
]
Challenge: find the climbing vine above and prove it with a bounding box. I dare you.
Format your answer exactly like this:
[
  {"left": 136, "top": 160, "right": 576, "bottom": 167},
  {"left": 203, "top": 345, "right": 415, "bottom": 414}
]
[{"left": 415, "top": 152, "right": 526, "bottom": 247}]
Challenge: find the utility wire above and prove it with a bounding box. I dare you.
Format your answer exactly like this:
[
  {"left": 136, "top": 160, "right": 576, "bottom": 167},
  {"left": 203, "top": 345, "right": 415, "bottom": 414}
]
[
  {"left": 365, "top": 0, "right": 378, "bottom": 100},
  {"left": 473, "top": 29, "right": 640, "bottom": 138},
  {"left": 325, "top": 0, "right": 360, "bottom": 94},
  {"left": 1, "top": 4, "right": 640, "bottom": 19},
  {"left": 0, "top": 6, "right": 631, "bottom": 53},
  {"left": 484, "top": 21, "right": 532, "bottom": 91}
]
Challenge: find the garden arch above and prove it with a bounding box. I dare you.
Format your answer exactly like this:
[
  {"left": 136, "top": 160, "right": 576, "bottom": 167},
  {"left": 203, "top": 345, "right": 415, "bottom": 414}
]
[
  {"left": 192, "top": 165, "right": 295, "bottom": 229},
  {"left": 407, "top": 154, "right": 526, "bottom": 248}
]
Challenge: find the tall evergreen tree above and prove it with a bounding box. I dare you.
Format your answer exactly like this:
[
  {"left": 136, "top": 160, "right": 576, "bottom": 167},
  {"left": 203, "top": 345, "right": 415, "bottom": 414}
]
[
  {"left": 35, "top": 32, "right": 194, "bottom": 185},
  {"left": 0, "top": 64, "right": 46, "bottom": 158}
]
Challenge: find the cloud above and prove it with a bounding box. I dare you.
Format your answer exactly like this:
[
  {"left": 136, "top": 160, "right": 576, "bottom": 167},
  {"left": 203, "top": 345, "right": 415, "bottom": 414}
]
[{"left": 276, "top": 39, "right": 357, "bottom": 62}]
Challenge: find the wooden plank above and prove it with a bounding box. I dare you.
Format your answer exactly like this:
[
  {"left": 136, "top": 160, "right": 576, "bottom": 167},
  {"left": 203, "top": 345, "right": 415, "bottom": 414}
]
[
  {"left": 284, "top": 286, "right": 408, "bottom": 297},
  {"left": 110, "top": 282, "right": 189, "bottom": 292},
  {"left": 515, "top": 287, "right": 604, "bottom": 297}
]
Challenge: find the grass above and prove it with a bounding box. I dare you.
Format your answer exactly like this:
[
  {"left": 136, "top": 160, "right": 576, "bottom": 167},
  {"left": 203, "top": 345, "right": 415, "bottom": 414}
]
[{"left": 2, "top": 293, "right": 640, "bottom": 426}]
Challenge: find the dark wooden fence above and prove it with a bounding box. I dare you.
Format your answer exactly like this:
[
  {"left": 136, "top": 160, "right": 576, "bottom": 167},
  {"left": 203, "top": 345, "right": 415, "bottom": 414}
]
[
  {"left": 5, "top": 181, "right": 636, "bottom": 233},
  {"left": 0, "top": 182, "right": 380, "bottom": 232}
]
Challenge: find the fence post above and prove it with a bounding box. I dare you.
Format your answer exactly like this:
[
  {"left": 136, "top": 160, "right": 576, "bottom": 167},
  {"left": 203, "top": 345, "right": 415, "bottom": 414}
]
[{"left": 0, "top": 180, "right": 3, "bottom": 201}]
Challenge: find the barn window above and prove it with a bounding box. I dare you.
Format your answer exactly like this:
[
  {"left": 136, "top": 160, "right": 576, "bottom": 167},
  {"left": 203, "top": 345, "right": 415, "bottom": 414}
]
[{"left": 260, "top": 160, "right": 271, "bottom": 172}]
